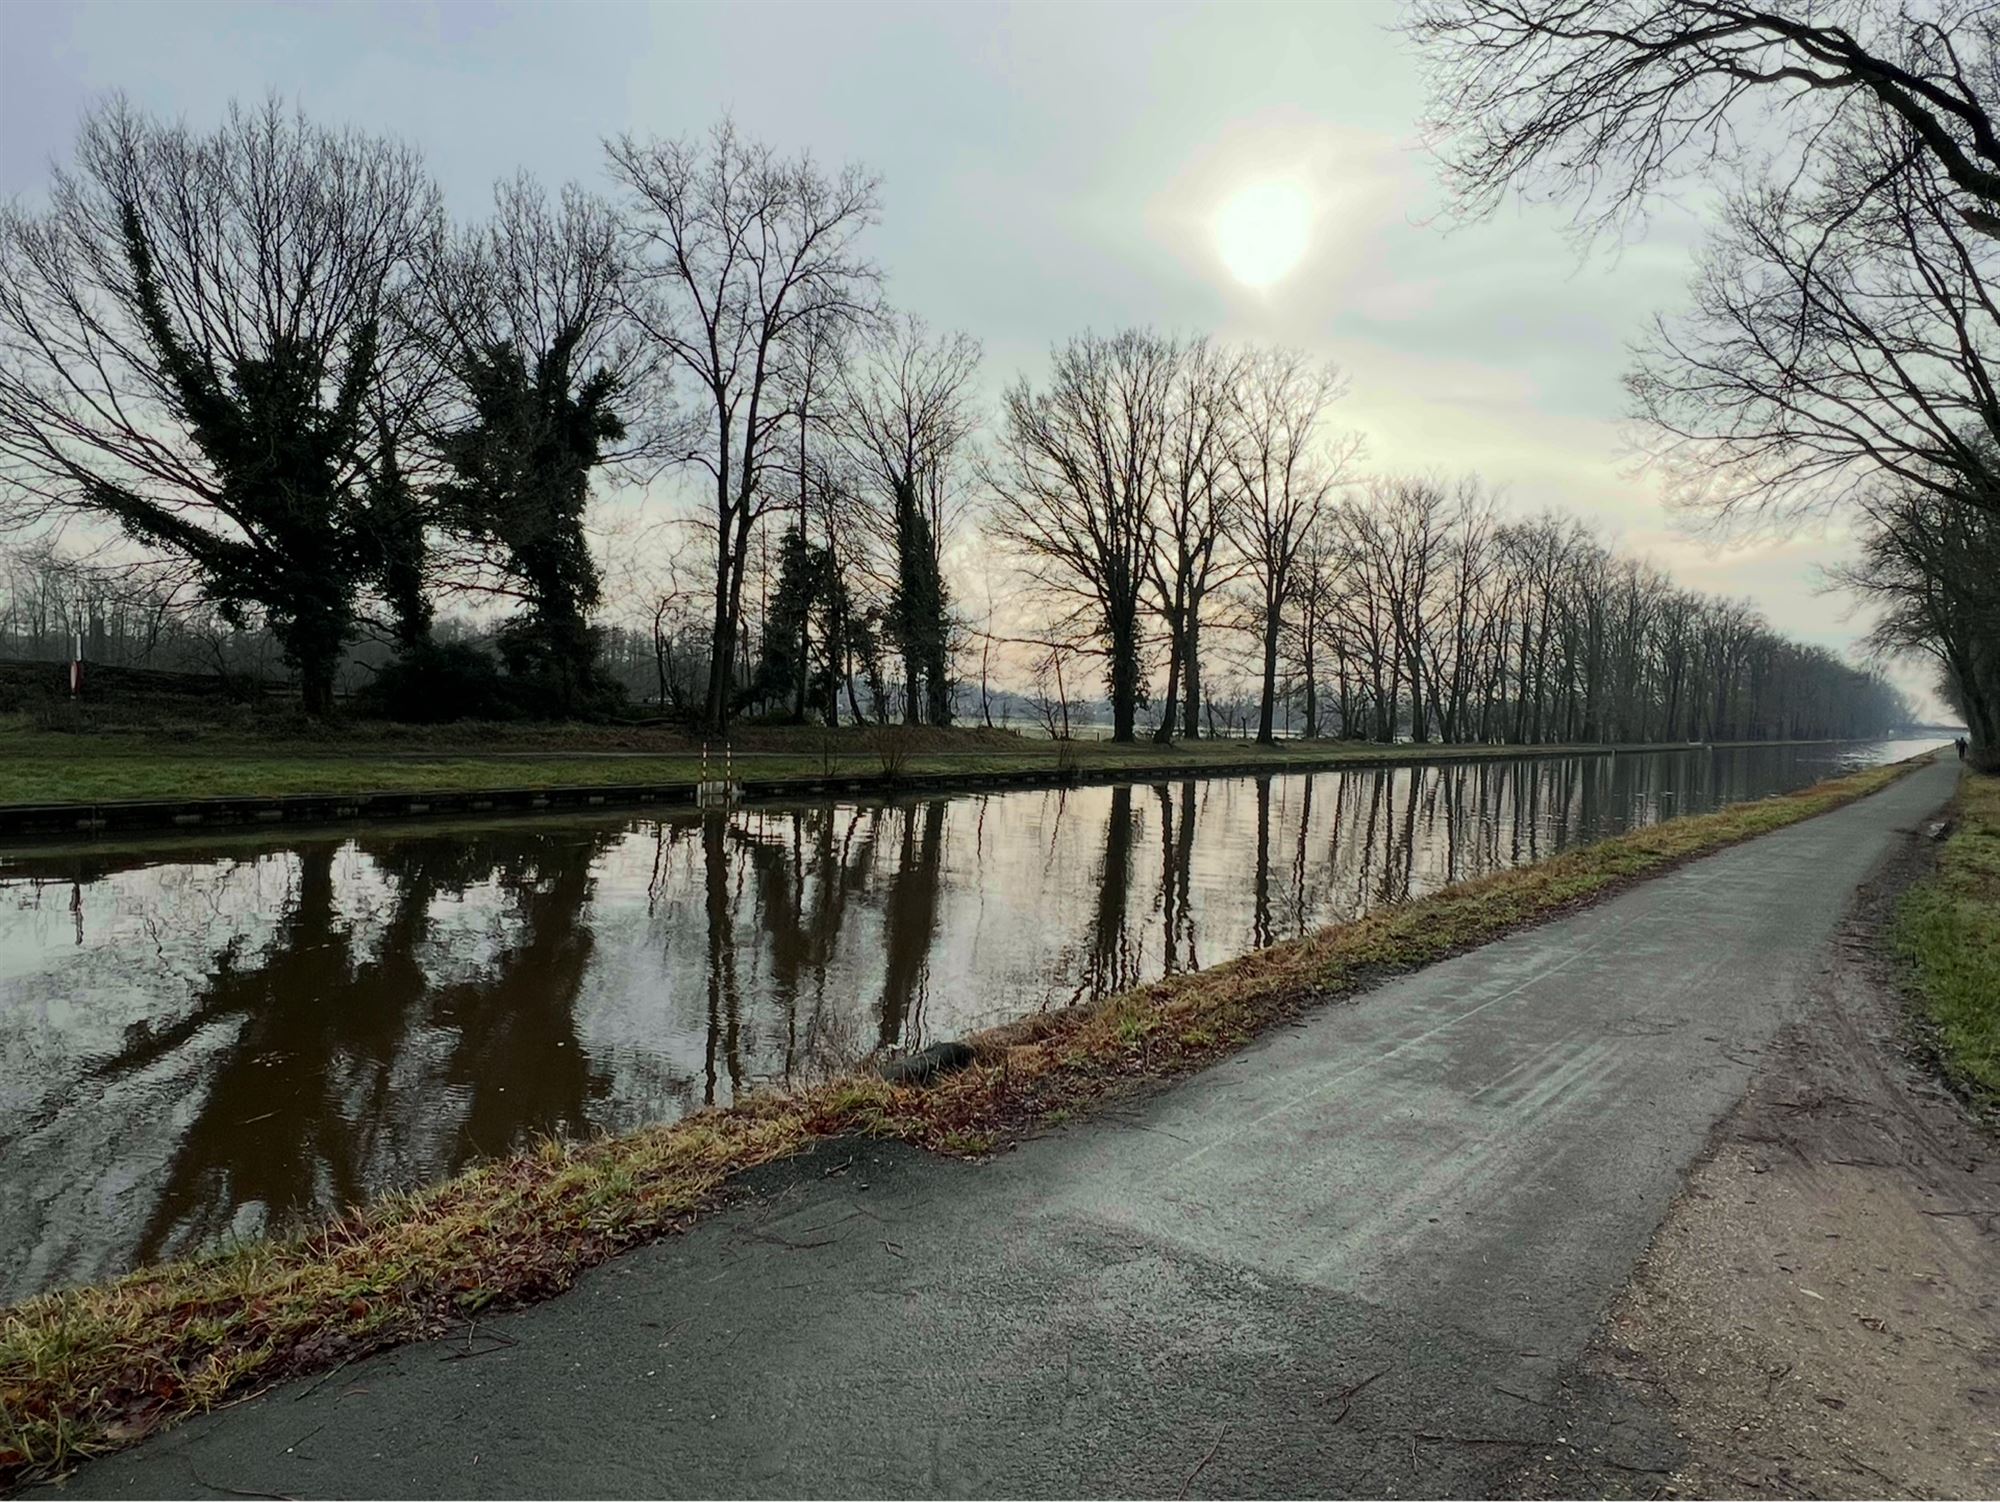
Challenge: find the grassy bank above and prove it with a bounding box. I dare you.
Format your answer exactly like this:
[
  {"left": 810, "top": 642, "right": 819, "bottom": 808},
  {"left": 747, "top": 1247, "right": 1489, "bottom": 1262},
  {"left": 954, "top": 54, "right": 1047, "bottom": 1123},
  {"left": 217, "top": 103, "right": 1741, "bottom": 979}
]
[
  {"left": 0, "top": 753, "right": 1929, "bottom": 1484},
  {"left": 0, "top": 715, "right": 1840, "bottom": 808},
  {"left": 1896, "top": 770, "right": 2000, "bottom": 1102}
]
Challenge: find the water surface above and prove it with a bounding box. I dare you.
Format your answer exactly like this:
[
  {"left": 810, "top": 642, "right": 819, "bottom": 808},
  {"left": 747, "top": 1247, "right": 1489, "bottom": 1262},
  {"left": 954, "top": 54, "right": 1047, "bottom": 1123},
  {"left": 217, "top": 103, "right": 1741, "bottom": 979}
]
[{"left": 0, "top": 738, "right": 1941, "bottom": 1301}]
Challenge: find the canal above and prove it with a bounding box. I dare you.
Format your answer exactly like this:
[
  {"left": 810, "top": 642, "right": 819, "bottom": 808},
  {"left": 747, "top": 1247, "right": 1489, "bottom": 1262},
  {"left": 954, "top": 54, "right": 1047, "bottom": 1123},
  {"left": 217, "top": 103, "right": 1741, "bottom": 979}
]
[{"left": 0, "top": 738, "right": 1943, "bottom": 1302}]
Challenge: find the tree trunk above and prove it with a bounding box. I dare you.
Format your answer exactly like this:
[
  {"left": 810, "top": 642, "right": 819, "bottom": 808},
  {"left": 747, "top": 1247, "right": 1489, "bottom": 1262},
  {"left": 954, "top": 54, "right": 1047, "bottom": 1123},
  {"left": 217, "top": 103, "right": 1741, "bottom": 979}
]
[
  {"left": 1257, "top": 597, "right": 1282, "bottom": 745},
  {"left": 295, "top": 642, "right": 338, "bottom": 718},
  {"left": 1181, "top": 607, "right": 1204, "bottom": 740},
  {"left": 286, "top": 607, "right": 344, "bottom": 718},
  {"left": 703, "top": 524, "right": 735, "bottom": 734},
  {"left": 1403, "top": 637, "right": 1427, "bottom": 743},
  {"left": 1110, "top": 610, "right": 1139, "bottom": 743},
  {"left": 1154, "top": 619, "right": 1183, "bottom": 744},
  {"left": 926, "top": 636, "right": 951, "bottom": 726},
  {"left": 1302, "top": 629, "right": 1318, "bottom": 739}
]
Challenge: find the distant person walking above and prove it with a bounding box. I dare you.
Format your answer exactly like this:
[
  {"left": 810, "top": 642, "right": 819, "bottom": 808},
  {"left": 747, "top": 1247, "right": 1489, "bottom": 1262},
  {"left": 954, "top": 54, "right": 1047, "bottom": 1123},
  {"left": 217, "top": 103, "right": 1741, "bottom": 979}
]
[{"left": 1957, "top": 736, "right": 1969, "bottom": 761}]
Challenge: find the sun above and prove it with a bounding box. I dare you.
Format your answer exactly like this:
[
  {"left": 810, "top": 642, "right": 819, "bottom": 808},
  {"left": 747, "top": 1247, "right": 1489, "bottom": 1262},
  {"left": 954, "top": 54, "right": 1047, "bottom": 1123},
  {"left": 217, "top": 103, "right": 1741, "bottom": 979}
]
[{"left": 1212, "top": 180, "right": 1312, "bottom": 289}]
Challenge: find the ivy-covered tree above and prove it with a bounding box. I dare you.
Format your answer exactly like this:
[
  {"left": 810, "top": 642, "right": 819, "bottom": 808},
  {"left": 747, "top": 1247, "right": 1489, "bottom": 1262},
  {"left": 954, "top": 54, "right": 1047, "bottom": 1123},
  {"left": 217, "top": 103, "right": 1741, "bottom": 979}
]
[
  {"left": 886, "top": 475, "right": 953, "bottom": 725},
  {"left": 747, "top": 522, "right": 868, "bottom": 722},
  {"left": 854, "top": 605, "right": 894, "bottom": 725},
  {"left": 0, "top": 100, "right": 439, "bottom": 714},
  {"left": 837, "top": 316, "right": 979, "bottom": 726},
  {"left": 362, "top": 415, "right": 433, "bottom": 651},
  {"left": 432, "top": 330, "right": 624, "bottom": 710},
  {"left": 422, "top": 177, "right": 643, "bottom": 716}
]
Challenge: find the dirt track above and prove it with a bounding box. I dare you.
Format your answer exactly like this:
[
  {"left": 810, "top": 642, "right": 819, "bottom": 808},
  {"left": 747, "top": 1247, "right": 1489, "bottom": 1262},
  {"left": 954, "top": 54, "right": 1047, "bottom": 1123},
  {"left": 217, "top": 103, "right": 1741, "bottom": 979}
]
[{"left": 1519, "top": 805, "right": 2000, "bottom": 1498}]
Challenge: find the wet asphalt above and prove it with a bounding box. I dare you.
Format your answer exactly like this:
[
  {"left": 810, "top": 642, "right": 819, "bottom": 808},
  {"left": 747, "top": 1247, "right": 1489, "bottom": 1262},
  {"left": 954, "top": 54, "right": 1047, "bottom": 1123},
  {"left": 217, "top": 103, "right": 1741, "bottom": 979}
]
[{"left": 51, "top": 756, "right": 1958, "bottom": 1499}]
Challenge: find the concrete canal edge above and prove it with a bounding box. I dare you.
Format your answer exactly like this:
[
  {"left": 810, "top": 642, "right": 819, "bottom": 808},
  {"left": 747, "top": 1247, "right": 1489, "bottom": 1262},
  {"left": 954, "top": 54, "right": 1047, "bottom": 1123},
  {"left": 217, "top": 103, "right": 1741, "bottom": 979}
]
[
  {"left": 0, "top": 738, "right": 1867, "bottom": 840},
  {"left": 0, "top": 782, "right": 700, "bottom": 839}
]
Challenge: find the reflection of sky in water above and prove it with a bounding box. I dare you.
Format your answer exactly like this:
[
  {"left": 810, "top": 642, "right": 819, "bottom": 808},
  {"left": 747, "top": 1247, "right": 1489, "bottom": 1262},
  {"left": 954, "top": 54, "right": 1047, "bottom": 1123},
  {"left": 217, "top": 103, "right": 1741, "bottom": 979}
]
[{"left": 0, "top": 739, "right": 1945, "bottom": 1301}]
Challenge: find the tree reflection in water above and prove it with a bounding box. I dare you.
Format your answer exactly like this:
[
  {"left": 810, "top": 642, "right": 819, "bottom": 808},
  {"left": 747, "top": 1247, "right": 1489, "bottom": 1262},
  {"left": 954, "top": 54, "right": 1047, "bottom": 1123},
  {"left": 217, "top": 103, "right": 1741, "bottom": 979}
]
[
  {"left": 878, "top": 802, "right": 946, "bottom": 1051},
  {"left": 116, "top": 828, "right": 621, "bottom": 1266},
  {"left": 0, "top": 825, "right": 624, "bottom": 1292},
  {"left": 1155, "top": 781, "right": 1198, "bottom": 975}
]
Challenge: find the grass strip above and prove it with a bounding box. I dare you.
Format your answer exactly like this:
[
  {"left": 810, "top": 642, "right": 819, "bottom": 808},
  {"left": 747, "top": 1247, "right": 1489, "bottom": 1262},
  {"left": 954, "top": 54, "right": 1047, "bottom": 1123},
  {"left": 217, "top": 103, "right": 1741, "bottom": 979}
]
[
  {"left": 0, "top": 752, "right": 1928, "bottom": 1485},
  {"left": 0, "top": 723, "right": 1850, "bottom": 808},
  {"left": 1895, "top": 770, "right": 2000, "bottom": 1103}
]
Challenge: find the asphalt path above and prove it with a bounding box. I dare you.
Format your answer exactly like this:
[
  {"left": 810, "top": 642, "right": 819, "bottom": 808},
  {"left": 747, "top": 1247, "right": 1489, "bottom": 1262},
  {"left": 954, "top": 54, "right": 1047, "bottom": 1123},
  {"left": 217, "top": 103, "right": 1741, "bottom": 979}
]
[{"left": 57, "top": 756, "right": 1959, "bottom": 1499}]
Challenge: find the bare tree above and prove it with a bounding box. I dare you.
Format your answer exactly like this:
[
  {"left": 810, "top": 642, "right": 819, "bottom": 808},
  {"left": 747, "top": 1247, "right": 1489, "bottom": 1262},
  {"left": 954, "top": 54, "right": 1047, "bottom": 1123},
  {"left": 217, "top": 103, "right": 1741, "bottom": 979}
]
[
  {"left": 1410, "top": 0, "right": 2000, "bottom": 239},
  {"left": 1226, "top": 348, "right": 1357, "bottom": 743},
  {"left": 1839, "top": 474, "right": 2000, "bottom": 763},
  {"left": 1148, "top": 338, "right": 1241, "bottom": 741},
  {"left": 1407, "top": 478, "right": 1501, "bottom": 742},
  {"left": 1627, "top": 120, "right": 2000, "bottom": 512},
  {"left": 599, "top": 520, "right": 706, "bottom": 716},
  {"left": 1616, "top": 99, "right": 2000, "bottom": 752},
  {"left": 987, "top": 330, "right": 1177, "bottom": 743},
  {"left": 1329, "top": 501, "right": 1394, "bottom": 742},
  {"left": 1413, "top": 2, "right": 1992, "bottom": 756},
  {"left": 1285, "top": 512, "right": 1347, "bottom": 737},
  {"left": 429, "top": 176, "right": 635, "bottom": 380},
  {"left": 837, "top": 314, "right": 981, "bottom": 725},
  {"left": 1319, "top": 488, "right": 1902, "bottom": 749},
  {"left": 608, "top": 121, "right": 881, "bottom": 733},
  {"left": 1028, "top": 643, "right": 1081, "bottom": 741}
]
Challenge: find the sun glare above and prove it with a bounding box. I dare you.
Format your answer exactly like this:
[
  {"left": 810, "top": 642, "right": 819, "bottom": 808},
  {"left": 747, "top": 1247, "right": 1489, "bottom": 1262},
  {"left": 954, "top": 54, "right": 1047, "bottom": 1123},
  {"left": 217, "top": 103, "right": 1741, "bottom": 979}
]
[{"left": 1212, "top": 180, "right": 1312, "bottom": 289}]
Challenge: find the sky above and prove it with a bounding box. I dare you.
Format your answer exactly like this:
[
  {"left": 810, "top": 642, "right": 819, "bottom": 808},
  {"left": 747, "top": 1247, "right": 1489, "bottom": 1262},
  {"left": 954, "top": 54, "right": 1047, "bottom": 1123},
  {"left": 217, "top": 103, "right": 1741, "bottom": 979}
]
[{"left": 0, "top": 0, "right": 1933, "bottom": 708}]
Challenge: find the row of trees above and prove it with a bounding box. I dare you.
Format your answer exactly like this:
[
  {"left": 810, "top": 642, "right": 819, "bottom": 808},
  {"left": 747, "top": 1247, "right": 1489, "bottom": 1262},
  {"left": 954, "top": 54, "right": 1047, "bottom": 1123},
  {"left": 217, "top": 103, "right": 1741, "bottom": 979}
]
[
  {"left": 987, "top": 331, "right": 1905, "bottom": 745},
  {"left": 1411, "top": 0, "right": 2000, "bottom": 768},
  {"left": 0, "top": 93, "right": 1910, "bottom": 747},
  {"left": 0, "top": 100, "right": 965, "bottom": 728},
  {"left": 1312, "top": 489, "right": 1906, "bottom": 744}
]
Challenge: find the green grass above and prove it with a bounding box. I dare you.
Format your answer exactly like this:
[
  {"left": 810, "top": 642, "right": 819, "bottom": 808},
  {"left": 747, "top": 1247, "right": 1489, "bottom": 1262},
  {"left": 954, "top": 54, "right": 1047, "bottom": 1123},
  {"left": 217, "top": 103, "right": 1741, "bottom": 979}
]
[
  {"left": 0, "top": 714, "right": 1833, "bottom": 807},
  {"left": 1896, "top": 770, "right": 2000, "bottom": 1100},
  {"left": 0, "top": 752, "right": 1928, "bottom": 1485}
]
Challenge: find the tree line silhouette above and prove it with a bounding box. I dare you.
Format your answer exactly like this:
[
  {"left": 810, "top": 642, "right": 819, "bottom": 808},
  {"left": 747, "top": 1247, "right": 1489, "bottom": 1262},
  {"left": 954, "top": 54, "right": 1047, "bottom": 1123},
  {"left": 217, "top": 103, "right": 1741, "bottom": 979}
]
[
  {"left": 0, "top": 95, "right": 1911, "bottom": 745},
  {"left": 1411, "top": 0, "right": 2000, "bottom": 767}
]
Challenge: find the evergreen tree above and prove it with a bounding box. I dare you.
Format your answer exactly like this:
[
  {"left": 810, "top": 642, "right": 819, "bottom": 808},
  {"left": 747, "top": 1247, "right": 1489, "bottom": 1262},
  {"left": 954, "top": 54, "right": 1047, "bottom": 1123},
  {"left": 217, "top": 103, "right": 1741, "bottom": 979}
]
[
  {"left": 748, "top": 525, "right": 824, "bottom": 718},
  {"left": 888, "top": 476, "right": 953, "bottom": 725}
]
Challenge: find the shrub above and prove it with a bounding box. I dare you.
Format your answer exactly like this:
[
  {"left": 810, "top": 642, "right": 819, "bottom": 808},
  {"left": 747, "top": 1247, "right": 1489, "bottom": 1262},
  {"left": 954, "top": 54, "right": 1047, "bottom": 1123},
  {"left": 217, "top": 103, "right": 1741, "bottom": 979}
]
[
  {"left": 1055, "top": 735, "right": 1082, "bottom": 783},
  {"left": 354, "top": 642, "right": 512, "bottom": 723},
  {"left": 873, "top": 727, "right": 913, "bottom": 784}
]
